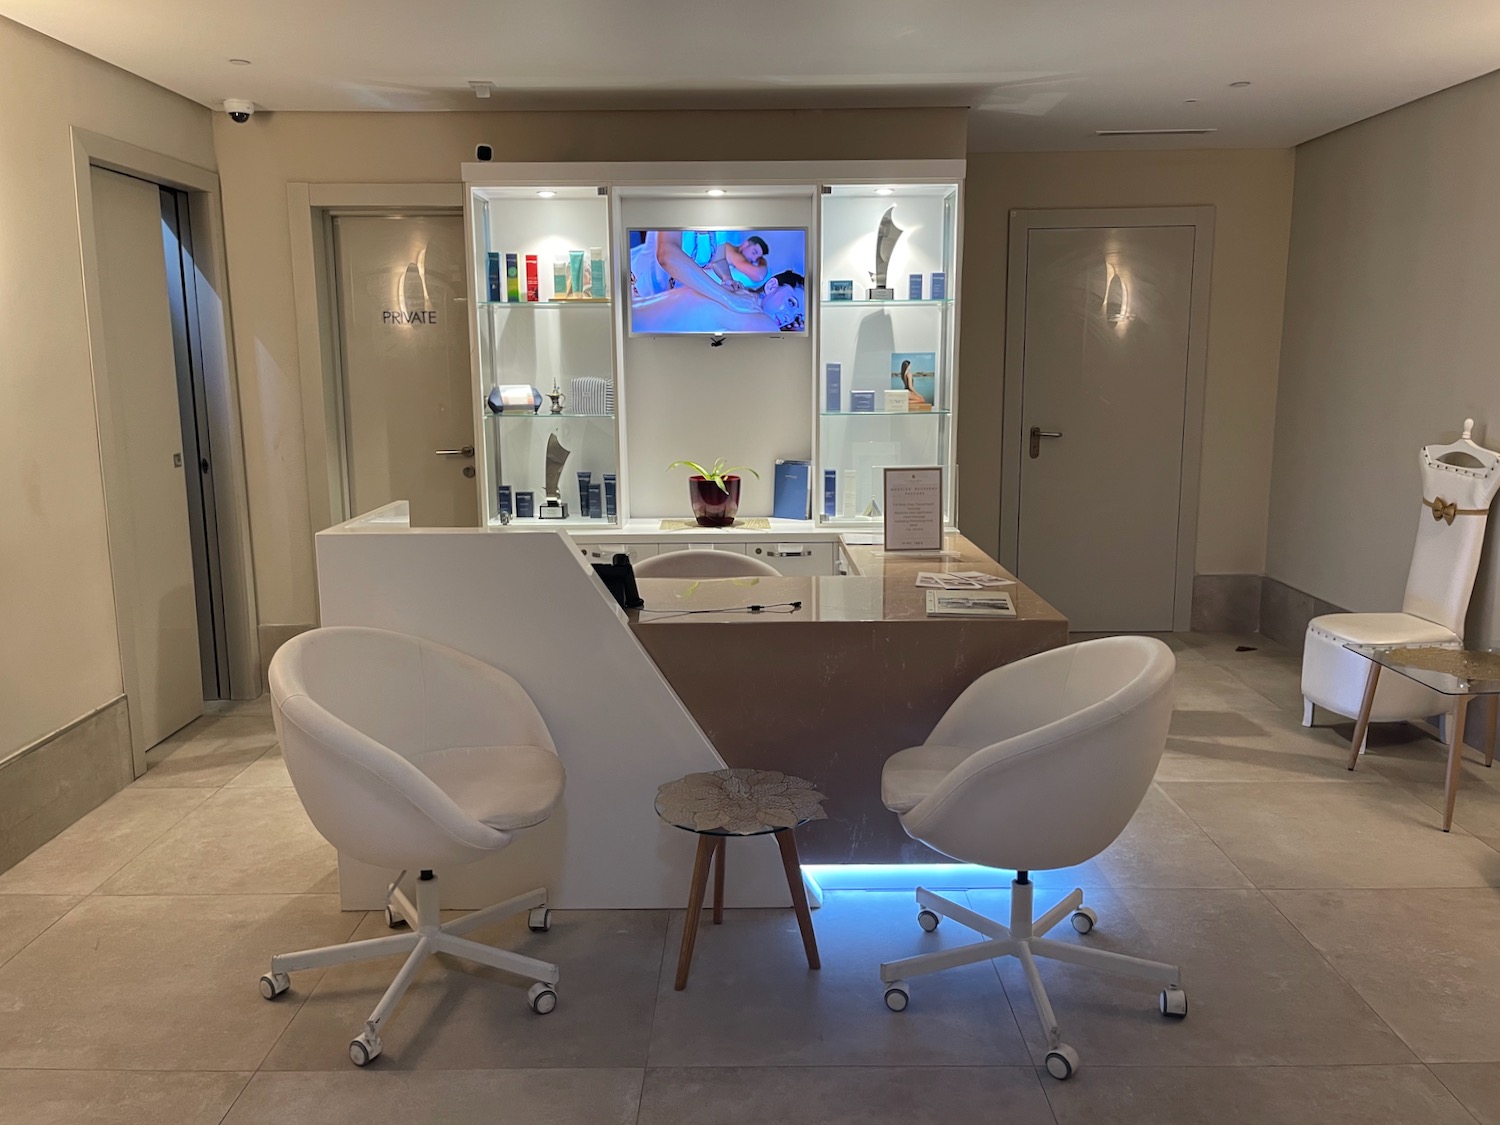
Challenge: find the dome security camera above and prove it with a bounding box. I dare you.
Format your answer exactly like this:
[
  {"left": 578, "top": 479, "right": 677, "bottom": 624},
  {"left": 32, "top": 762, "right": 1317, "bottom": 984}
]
[{"left": 223, "top": 99, "right": 255, "bottom": 123}]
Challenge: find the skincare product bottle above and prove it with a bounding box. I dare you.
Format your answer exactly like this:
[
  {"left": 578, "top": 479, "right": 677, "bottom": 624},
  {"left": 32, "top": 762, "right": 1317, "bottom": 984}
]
[
  {"left": 825, "top": 362, "right": 841, "bottom": 413},
  {"left": 588, "top": 247, "right": 606, "bottom": 298},
  {"left": 577, "top": 471, "right": 592, "bottom": 515},
  {"left": 552, "top": 257, "right": 569, "bottom": 301},
  {"left": 498, "top": 484, "right": 513, "bottom": 518},
  {"left": 505, "top": 253, "right": 520, "bottom": 302},
  {"left": 486, "top": 252, "right": 501, "bottom": 302},
  {"left": 515, "top": 491, "right": 535, "bottom": 519},
  {"left": 588, "top": 482, "right": 603, "bottom": 519},
  {"left": 567, "top": 250, "right": 585, "bottom": 298},
  {"left": 908, "top": 274, "right": 923, "bottom": 300},
  {"left": 603, "top": 473, "right": 617, "bottom": 519},
  {"left": 930, "top": 272, "right": 946, "bottom": 300},
  {"left": 824, "top": 470, "right": 837, "bottom": 518},
  {"left": 525, "top": 255, "right": 539, "bottom": 302}
]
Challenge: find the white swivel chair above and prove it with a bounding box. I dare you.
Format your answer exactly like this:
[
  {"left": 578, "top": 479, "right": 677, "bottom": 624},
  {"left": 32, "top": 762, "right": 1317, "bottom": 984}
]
[
  {"left": 634, "top": 549, "right": 781, "bottom": 578},
  {"left": 1302, "top": 420, "right": 1500, "bottom": 752},
  {"left": 877, "top": 636, "right": 1182, "bottom": 1081},
  {"left": 259, "top": 626, "right": 566, "bottom": 1067}
]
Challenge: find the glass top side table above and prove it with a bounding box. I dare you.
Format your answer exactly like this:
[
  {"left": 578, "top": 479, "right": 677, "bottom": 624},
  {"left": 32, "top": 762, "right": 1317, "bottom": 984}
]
[
  {"left": 1345, "top": 643, "right": 1500, "bottom": 831},
  {"left": 655, "top": 768, "right": 826, "bottom": 990}
]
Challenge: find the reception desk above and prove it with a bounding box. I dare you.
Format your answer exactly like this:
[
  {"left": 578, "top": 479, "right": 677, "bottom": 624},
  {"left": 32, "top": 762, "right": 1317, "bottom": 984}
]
[
  {"left": 632, "top": 535, "right": 1067, "bottom": 862},
  {"left": 314, "top": 505, "right": 1066, "bottom": 909}
]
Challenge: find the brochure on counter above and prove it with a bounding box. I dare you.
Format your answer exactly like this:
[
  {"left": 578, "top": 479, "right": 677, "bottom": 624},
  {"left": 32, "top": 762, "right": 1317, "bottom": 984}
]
[
  {"left": 924, "top": 590, "right": 1017, "bottom": 618},
  {"left": 914, "top": 571, "right": 1015, "bottom": 590}
]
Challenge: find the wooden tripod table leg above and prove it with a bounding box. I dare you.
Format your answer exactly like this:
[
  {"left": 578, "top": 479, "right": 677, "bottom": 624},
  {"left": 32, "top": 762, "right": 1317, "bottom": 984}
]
[
  {"left": 1348, "top": 661, "right": 1382, "bottom": 770},
  {"left": 775, "top": 829, "right": 820, "bottom": 971},
  {"left": 712, "top": 837, "right": 726, "bottom": 925},
  {"left": 1443, "top": 696, "right": 1470, "bottom": 833},
  {"left": 675, "top": 834, "right": 717, "bottom": 990}
]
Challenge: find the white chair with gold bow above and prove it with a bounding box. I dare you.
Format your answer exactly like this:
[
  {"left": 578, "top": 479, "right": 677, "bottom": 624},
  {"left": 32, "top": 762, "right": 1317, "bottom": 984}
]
[{"left": 1302, "top": 419, "right": 1500, "bottom": 752}]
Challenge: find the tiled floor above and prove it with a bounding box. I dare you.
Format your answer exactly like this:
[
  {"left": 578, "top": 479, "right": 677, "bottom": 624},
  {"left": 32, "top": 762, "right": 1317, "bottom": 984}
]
[{"left": 1, "top": 635, "right": 1498, "bottom": 1123}]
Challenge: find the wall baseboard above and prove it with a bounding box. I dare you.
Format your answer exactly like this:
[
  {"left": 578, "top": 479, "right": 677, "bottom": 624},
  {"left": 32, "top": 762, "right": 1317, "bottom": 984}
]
[
  {"left": 0, "top": 697, "right": 132, "bottom": 877},
  {"left": 1260, "top": 575, "right": 1347, "bottom": 653},
  {"left": 1191, "top": 574, "right": 1263, "bottom": 633},
  {"left": 257, "top": 623, "right": 314, "bottom": 692}
]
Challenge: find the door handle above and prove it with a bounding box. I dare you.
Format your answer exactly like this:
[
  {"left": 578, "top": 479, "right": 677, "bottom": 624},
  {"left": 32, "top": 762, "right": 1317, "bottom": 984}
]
[
  {"left": 1028, "top": 427, "right": 1062, "bottom": 459},
  {"left": 434, "top": 445, "right": 475, "bottom": 457}
]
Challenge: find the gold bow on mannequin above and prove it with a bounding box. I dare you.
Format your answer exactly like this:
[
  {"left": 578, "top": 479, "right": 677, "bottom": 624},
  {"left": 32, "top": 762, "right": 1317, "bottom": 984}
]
[{"left": 1423, "top": 496, "right": 1486, "bottom": 524}]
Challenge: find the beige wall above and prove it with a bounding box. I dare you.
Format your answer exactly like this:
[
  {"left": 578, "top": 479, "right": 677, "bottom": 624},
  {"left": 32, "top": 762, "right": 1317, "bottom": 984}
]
[
  {"left": 0, "top": 18, "right": 215, "bottom": 758},
  {"left": 212, "top": 107, "right": 968, "bottom": 627},
  {"left": 1267, "top": 69, "right": 1500, "bottom": 642},
  {"left": 957, "top": 150, "right": 1296, "bottom": 574}
]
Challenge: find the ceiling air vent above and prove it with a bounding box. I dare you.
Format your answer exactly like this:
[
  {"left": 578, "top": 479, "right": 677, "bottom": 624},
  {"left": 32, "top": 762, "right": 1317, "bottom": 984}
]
[{"left": 1094, "top": 128, "right": 1218, "bottom": 137}]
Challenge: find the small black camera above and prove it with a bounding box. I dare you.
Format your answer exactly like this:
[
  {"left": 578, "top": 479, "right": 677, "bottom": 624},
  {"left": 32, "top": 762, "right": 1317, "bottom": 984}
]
[{"left": 475, "top": 144, "right": 493, "bottom": 162}]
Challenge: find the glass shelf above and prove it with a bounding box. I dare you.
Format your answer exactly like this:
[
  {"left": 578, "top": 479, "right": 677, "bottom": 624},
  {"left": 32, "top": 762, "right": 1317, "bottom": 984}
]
[
  {"left": 820, "top": 299, "right": 952, "bottom": 308},
  {"left": 477, "top": 299, "right": 611, "bottom": 308},
  {"left": 821, "top": 410, "right": 951, "bottom": 417},
  {"left": 489, "top": 516, "right": 619, "bottom": 529},
  {"left": 486, "top": 411, "right": 616, "bottom": 421}
]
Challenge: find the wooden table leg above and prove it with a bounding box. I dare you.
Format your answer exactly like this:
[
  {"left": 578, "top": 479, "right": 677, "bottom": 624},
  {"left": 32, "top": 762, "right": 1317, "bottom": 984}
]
[
  {"left": 1442, "top": 696, "right": 1470, "bottom": 833},
  {"left": 712, "top": 837, "right": 726, "bottom": 925},
  {"left": 1348, "top": 661, "right": 1382, "bottom": 771},
  {"left": 1486, "top": 695, "right": 1497, "bottom": 768},
  {"left": 674, "top": 835, "right": 717, "bottom": 990},
  {"left": 775, "top": 829, "right": 820, "bottom": 971}
]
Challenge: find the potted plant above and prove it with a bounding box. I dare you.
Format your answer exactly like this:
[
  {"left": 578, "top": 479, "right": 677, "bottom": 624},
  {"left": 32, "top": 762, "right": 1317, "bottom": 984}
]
[{"left": 668, "top": 458, "right": 760, "bottom": 527}]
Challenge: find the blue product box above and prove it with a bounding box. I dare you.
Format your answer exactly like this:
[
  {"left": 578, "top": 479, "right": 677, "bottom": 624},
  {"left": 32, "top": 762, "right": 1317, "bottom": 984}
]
[
  {"left": 850, "top": 390, "right": 876, "bottom": 413},
  {"left": 773, "top": 459, "right": 812, "bottom": 520},
  {"left": 825, "top": 362, "right": 841, "bottom": 413},
  {"left": 930, "top": 271, "right": 946, "bottom": 300},
  {"left": 498, "top": 484, "right": 512, "bottom": 518},
  {"left": 515, "top": 491, "right": 535, "bottom": 519},
  {"left": 824, "top": 469, "right": 837, "bottom": 518},
  {"left": 603, "top": 473, "right": 618, "bottom": 519},
  {"left": 589, "top": 482, "right": 603, "bottom": 519},
  {"left": 829, "top": 279, "right": 854, "bottom": 301},
  {"left": 486, "top": 252, "right": 501, "bottom": 302},
  {"left": 908, "top": 273, "right": 923, "bottom": 300}
]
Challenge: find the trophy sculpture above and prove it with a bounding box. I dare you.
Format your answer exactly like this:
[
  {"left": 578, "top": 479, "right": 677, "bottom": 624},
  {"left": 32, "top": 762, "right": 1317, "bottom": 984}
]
[
  {"left": 868, "top": 206, "right": 905, "bottom": 300},
  {"left": 539, "top": 433, "right": 571, "bottom": 520}
]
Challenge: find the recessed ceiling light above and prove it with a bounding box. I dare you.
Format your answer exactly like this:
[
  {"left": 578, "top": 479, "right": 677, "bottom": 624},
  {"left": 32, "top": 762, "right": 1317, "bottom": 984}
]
[
  {"left": 536, "top": 190, "right": 556, "bottom": 198},
  {"left": 706, "top": 189, "right": 725, "bottom": 197},
  {"left": 1095, "top": 128, "right": 1219, "bottom": 136},
  {"left": 1183, "top": 98, "right": 1199, "bottom": 104},
  {"left": 228, "top": 58, "right": 251, "bottom": 65},
  {"left": 1229, "top": 80, "right": 1252, "bottom": 88},
  {"left": 875, "top": 187, "right": 894, "bottom": 196}
]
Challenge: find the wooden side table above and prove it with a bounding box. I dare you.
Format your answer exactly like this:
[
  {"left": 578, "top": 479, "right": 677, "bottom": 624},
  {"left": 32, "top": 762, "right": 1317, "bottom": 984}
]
[{"left": 655, "top": 768, "right": 826, "bottom": 990}]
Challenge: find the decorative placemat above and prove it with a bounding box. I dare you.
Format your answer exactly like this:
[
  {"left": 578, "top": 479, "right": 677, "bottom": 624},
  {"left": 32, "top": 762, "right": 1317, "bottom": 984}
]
[
  {"left": 659, "top": 517, "right": 772, "bottom": 531},
  {"left": 1384, "top": 646, "right": 1500, "bottom": 681},
  {"left": 655, "top": 769, "right": 826, "bottom": 835}
]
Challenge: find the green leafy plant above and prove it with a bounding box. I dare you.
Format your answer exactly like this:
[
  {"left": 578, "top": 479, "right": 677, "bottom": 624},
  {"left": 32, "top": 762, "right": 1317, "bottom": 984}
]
[{"left": 667, "top": 458, "right": 761, "bottom": 495}]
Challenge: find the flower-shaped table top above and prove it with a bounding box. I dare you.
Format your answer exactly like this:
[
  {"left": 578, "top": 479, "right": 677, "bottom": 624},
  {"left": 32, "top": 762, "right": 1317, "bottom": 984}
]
[{"left": 655, "top": 769, "right": 827, "bottom": 837}]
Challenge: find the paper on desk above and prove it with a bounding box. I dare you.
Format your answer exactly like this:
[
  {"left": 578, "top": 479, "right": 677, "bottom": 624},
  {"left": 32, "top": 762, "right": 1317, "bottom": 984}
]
[{"left": 915, "top": 571, "right": 1015, "bottom": 589}]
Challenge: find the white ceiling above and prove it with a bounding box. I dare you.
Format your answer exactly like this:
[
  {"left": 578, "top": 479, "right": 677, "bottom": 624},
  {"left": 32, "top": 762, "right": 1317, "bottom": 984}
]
[{"left": 5, "top": 0, "right": 1500, "bottom": 150}]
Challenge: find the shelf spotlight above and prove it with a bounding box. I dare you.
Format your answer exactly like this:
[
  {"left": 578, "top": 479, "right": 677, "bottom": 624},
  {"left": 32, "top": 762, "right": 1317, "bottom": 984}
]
[
  {"left": 536, "top": 190, "right": 557, "bottom": 199},
  {"left": 875, "top": 187, "right": 894, "bottom": 196},
  {"left": 706, "top": 188, "right": 726, "bottom": 197}
]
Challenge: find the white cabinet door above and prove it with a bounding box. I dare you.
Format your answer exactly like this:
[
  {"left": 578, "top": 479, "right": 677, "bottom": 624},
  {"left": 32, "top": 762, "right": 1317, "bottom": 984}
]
[
  {"left": 745, "top": 542, "right": 836, "bottom": 575},
  {"left": 653, "top": 541, "right": 748, "bottom": 555},
  {"left": 575, "top": 542, "right": 657, "bottom": 564}
]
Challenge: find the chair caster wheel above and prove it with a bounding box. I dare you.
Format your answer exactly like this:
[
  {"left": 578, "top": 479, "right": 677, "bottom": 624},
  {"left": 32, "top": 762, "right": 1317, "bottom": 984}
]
[
  {"left": 384, "top": 905, "right": 405, "bottom": 929},
  {"left": 1045, "top": 1044, "right": 1080, "bottom": 1080},
  {"left": 883, "top": 981, "right": 910, "bottom": 1012},
  {"left": 1160, "top": 986, "right": 1188, "bottom": 1018},
  {"left": 527, "top": 907, "right": 552, "bottom": 933},
  {"left": 349, "top": 1032, "right": 381, "bottom": 1066},
  {"left": 1070, "top": 907, "right": 1098, "bottom": 935},
  {"left": 258, "top": 972, "right": 290, "bottom": 1000},
  {"left": 916, "top": 908, "right": 940, "bottom": 932},
  {"left": 527, "top": 982, "right": 558, "bottom": 1014}
]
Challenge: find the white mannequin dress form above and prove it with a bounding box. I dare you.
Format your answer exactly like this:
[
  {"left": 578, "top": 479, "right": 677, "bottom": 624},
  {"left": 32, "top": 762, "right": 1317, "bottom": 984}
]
[{"left": 1301, "top": 419, "right": 1500, "bottom": 747}]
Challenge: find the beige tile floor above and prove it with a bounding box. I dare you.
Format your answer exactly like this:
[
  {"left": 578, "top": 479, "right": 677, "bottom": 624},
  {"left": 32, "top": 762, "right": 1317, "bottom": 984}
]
[{"left": 0, "top": 635, "right": 1497, "bottom": 1123}]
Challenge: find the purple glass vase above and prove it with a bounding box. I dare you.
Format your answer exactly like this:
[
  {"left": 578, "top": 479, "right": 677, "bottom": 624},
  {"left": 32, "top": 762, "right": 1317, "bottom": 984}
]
[{"left": 689, "top": 476, "right": 740, "bottom": 527}]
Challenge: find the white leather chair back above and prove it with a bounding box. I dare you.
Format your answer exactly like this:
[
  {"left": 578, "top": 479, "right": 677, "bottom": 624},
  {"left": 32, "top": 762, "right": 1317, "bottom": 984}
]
[
  {"left": 634, "top": 549, "right": 782, "bottom": 578},
  {"left": 1403, "top": 442, "right": 1500, "bottom": 637},
  {"left": 269, "top": 627, "right": 555, "bottom": 871},
  {"left": 899, "top": 636, "right": 1176, "bottom": 873}
]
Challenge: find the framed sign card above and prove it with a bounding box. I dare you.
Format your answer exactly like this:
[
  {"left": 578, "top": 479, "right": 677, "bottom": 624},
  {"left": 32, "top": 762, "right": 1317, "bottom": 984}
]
[{"left": 883, "top": 466, "right": 943, "bottom": 552}]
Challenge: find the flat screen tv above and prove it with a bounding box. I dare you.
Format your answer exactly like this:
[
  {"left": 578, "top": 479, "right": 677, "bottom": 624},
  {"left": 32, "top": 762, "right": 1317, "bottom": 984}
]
[{"left": 627, "top": 228, "right": 808, "bottom": 336}]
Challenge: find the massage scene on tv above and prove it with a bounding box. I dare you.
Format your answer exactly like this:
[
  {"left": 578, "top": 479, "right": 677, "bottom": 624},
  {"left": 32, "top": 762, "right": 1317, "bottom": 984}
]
[{"left": 628, "top": 228, "right": 807, "bottom": 335}]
